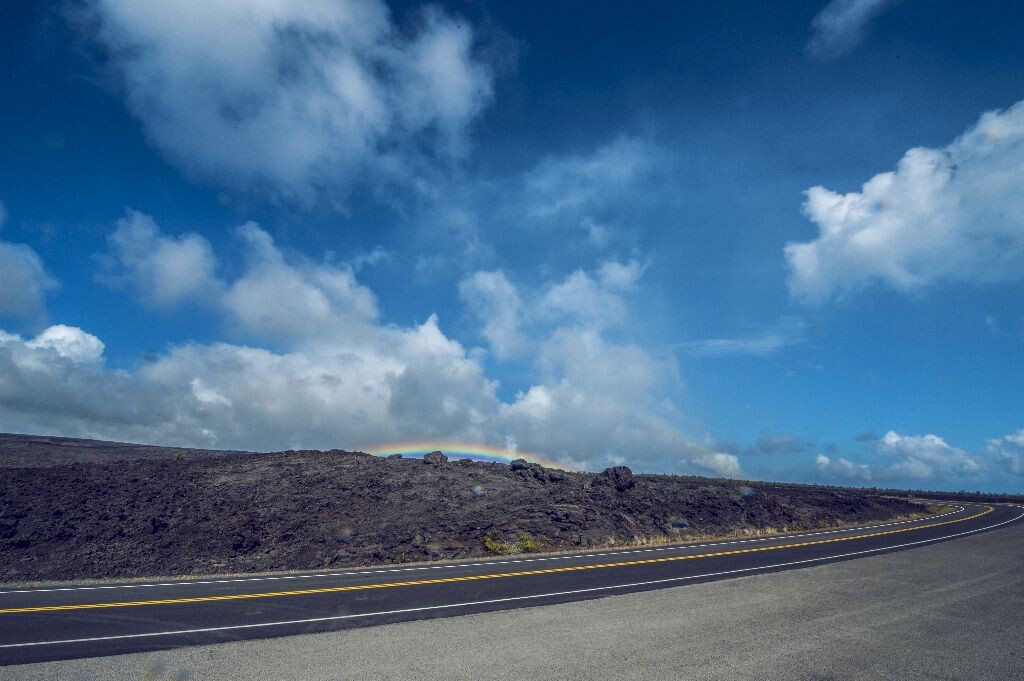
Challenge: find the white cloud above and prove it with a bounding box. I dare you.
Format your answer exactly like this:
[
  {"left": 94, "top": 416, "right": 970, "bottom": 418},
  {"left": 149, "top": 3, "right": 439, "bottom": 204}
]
[
  {"left": 537, "top": 327, "right": 667, "bottom": 402},
  {"left": 82, "top": 0, "right": 495, "bottom": 203},
  {"left": 100, "top": 210, "right": 220, "bottom": 307},
  {"left": 677, "top": 317, "right": 807, "bottom": 357},
  {"left": 597, "top": 259, "right": 646, "bottom": 291},
  {"left": 460, "top": 261, "right": 649, "bottom": 358},
  {"left": 26, "top": 325, "right": 105, "bottom": 364},
  {"left": 692, "top": 452, "right": 742, "bottom": 477},
  {"left": 0, "top": 227, "right": 57, "bottom": 321},
  {"left": 0, "top": 317, "right": 497, "bottom": 451},
  {"left": 813, "top": 428, "right": 1024, "bottom": 488},
  {"left": 0, "top": 329, "right": 142, "bottom": 433},
  {"left": 100, "top": 210, "right": 379, "bottom": 342},
  {"left": 807, "top": 0, "right": 896, "bottom": 60},
  {"left": 986, "top": 430, "right": 1024, "bottom": 476},
  {"left": 537, "top": 269, "right": 630, "bottom": 331},
  {"left": 875, "top": 430, "right": 981, "bottom": 480},
  {"left": 786, "top": 100, "right": 1024, "bottom": 303},
  {"left": 222, "top": 223, "right": 380, "bottom": 342},
  {"left": 815, "top": 453, "right": 872, "bottom": 482},
  {"left": 458, "top": 271, "right": 525, "bottom": 360}
]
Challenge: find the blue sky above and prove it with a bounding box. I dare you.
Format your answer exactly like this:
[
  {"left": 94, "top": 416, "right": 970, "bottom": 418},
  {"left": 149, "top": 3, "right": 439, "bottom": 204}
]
[{"left": 1, "top": 0, "right": 1022, "bottom": 491}]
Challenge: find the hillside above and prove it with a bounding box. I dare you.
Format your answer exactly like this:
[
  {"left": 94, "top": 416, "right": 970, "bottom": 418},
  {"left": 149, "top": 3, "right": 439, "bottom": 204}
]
[
  {"left": 0, "top": 437, "right": 924, "bottom": 583},
  {"left": 0, "top": 432, "right": 245, "bottom": 467}
]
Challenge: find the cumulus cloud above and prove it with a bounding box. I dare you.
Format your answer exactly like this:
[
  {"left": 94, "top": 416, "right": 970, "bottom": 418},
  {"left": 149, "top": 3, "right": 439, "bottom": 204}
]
[
  {"left": 2, "top": 213, "right": 731, "bottom": 474},
  {"left": 222, "top": 223, "right": 380, "bottom": 342},
  {"left": 99, "top": 209, "right": 379, "bottom": 341},
  {"left": 0, "top": 317, "right": 497, "bottom": 450},
  {"left": 536, "top": 270, "right": 632, "bottom": 331},
  {"left": 807, "top": 0, "right": 896, "bottom": 60},
  {"left": 99, "top": 210, "right": 220, "bottom": 307},
  {"left": 692, "top": 452, "right": 742, "bottom": 477},
  {"left": 786, "top": 101, "right": 1024, "bottom": 303},
  {"left": 0, "top": 206, "right": 58, "bottom": 321},
  {"left": 815, "top": 453, "right": 872, "bottom": 482},
  {"left": 459, "top": 263, "right": 735, "bottom": 474},
  {"left": 81, "top": 0, "right": 495, "bottom": 202},
  {"left": 460, "top": 261, "right": 649, "bottom": 358},
  {"left": 26, "top": 325, "right": 105, "bottom": 363},
  {"left": 875, "top": 430, "right": 981, "bottom": 481}
]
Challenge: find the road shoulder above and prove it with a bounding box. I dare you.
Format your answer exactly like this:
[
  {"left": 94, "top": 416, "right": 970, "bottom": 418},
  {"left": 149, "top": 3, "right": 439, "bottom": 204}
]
[{"left": 6, "top": 520, "right": 1023, "bottom": 681}]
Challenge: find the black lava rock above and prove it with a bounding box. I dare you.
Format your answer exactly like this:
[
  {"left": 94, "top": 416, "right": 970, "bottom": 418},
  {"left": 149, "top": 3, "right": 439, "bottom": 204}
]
[
  {"left": 594, "top": 466, "right": 636, "bottom": 492},
  {"left": 423, "top": 451, "right": 448, "bottom": 465}
]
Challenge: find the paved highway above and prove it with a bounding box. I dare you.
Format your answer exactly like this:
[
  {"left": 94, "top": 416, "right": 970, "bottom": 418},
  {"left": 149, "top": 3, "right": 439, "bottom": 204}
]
[{"left": 1, "top": 502, "right": 1021, "bottom": 666}]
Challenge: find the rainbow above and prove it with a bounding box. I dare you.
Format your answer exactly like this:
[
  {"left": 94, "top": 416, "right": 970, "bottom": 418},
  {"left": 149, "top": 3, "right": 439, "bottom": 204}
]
[{"left": 362, "top": 440, "right": 572, "bottom": 470}]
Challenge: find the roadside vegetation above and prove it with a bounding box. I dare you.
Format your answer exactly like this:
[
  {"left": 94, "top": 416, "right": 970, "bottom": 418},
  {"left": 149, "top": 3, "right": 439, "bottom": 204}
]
[{"left": 484, "top": 533, "right": 544, "bottom": 555}]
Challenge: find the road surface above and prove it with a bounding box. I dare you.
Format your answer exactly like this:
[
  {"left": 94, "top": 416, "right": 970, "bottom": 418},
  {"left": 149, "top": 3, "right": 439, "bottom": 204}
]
[{"left": 0, "top": 502, "right": 1020, "bottom": 667}]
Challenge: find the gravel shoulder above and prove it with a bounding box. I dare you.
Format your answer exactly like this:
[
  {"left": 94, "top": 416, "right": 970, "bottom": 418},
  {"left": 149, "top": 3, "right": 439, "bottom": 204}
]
[{"left": 8, "top": 514, "right": 1022, "bottom": 681}]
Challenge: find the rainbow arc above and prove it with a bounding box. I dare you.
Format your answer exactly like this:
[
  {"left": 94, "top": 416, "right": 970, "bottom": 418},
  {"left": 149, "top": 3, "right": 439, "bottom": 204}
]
[{"left": 362, "top": 440, "right": 570, "bottom": 469}]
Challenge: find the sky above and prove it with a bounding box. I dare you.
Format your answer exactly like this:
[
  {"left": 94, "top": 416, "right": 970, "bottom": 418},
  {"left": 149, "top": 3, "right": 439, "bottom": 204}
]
[{"left": 1, "top": 0, "right": 1022, "bottom": 492}]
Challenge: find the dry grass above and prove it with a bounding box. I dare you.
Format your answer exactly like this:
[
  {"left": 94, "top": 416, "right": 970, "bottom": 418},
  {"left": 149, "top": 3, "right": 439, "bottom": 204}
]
[{"left": 595, "top": 512, "right": 932, "bottom": 550}]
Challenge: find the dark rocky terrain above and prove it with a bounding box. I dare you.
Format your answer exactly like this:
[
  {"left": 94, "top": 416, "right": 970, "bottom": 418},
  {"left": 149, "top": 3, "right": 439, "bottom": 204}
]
[
  {"left": 0, "top": 434, "right": 924, "bottom": 583},
  {"left": 0, "top": 432, "right": 245, "bottom": 467}
]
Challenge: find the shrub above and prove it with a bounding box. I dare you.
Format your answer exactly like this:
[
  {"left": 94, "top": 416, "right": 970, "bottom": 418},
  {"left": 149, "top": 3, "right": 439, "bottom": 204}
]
[
  {"left": 484, "top": 534, "right": 513, "bottom": 554},
  {"left": 484, "top": 533, "right": 543, "bottom": 555},
  {"left": 516, "top": 533, "right": 543, "bottom": 552}
]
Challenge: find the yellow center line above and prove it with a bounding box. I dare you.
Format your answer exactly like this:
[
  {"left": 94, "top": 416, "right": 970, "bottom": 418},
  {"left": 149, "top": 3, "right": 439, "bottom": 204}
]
[{"left": 0, "top": 506, "right": 994, "bottom": 615}]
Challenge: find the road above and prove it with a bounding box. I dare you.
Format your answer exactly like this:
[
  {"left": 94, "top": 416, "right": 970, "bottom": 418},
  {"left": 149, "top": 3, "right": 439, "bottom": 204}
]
[{"left": 0, "top": 502, "right": 1020, "bottom": 668}]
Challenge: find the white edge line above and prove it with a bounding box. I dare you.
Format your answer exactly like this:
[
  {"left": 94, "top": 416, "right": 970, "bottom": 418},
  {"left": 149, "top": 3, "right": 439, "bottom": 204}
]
[
  {"left": 0, "top": 507, "right": 964, "bottom": 596},
  {"left": 2, "top": 509, "right": 1019, "bottom": 651}
]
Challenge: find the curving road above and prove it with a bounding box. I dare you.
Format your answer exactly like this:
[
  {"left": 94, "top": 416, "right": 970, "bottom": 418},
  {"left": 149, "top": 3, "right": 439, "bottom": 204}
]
[{"left": 1, "top": 502, "right": 1021, "bottom": 666}]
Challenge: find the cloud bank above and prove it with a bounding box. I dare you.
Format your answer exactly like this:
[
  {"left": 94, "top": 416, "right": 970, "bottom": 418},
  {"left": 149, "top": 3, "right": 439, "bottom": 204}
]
[
  {"left": 0, "top": 211, "right": 733, "bottom": 475},
  {"left": 813, "top": 429, "right": 1024, "bottom": 488}
]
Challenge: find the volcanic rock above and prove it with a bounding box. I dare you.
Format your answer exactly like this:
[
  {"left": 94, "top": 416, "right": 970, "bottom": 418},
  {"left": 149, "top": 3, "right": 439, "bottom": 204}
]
[
  {"left": 594, "top": 465, "right": 636, "bottom": 492},
  {"left": 510, "top": 458, "right": 549, "bottom": 482},
  {"left": 423, "top": 451, "right": 448, "bottom": 465},
  {"left": 0, "top": 435, "right": 928, "bottom": 582}
]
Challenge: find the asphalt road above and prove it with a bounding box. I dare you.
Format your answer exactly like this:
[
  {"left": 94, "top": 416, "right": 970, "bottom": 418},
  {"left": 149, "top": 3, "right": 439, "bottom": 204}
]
[{"left": 0, "top": 502, "right": 1020, "bottom": 668}]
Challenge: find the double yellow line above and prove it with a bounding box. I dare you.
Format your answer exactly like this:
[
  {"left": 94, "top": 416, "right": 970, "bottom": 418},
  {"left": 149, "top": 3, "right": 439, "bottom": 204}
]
[{"left": 0, "top": 506, "right": 993, "bottom": 615}]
